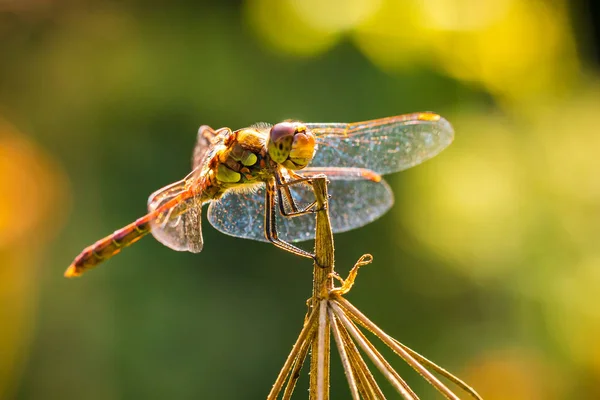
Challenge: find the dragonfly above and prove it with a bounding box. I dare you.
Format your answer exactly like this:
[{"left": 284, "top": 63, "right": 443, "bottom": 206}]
[{"left": 65, "top": 112, "right": 454, "bottom": 277}]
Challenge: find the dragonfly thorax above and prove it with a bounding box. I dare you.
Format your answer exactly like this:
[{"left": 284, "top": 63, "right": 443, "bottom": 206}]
[
  {"left": 204, "top": 122, "right": 317, "bottom": 196},
  {"left": 202, "top": 126, "right": 273, "bottom": 195}
]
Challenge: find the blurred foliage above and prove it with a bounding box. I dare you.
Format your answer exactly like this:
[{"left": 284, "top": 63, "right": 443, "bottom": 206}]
[{"left": 1, "top": 0, "right": 599, "bottom": 399}]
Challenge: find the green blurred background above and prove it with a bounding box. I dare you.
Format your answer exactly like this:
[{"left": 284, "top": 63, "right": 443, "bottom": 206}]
[{"left": 2, "top": 0, "right": 600, "bottom": 398}]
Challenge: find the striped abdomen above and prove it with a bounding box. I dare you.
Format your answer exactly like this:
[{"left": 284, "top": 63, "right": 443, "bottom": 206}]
[
  {"left": 64, "top": 189, "right": 194, "bottom": 278},
  {"left": 64, "top": 216, "right": 152, "bottom": 277}
]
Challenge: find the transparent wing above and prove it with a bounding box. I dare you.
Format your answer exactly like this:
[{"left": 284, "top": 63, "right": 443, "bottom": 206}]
[
  {"left": 207, "top": 174, "right": 393, "bottom": 243},
  {"left": 147, "top": 177, "right": 204, "bottom": 253},
  {"left": 306, "top": 112, "right": 453, "bottom": 175},
  {"left": 192, "top": 126, "right": 229, "bottom": 170},
  {"left": 192, "top": 126, "right": 213, "bottom": 170}
]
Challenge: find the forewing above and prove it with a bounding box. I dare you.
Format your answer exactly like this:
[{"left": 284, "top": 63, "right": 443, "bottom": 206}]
[
  {"left": 147, "top": 178, "right": 204, "bottom": 253},
  {"left": 192, "top": 125, "right": 225, "bottom": 171},
  {"left": 207, "top": 175, "right": 393, "bottom": 243},
  {"left": 306, "top": 112, "right": 454, "bottom": 175},
  {"left": 192, "top": 126, "right": 213, "bottom": 170}
]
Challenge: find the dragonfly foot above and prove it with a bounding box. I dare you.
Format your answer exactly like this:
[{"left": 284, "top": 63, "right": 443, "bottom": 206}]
[
  {"left": 312, "top": 203, "right": 328, "bottom": 213},
  {"left": 313, "top": 254, "right": 331, "bottom": 267}
]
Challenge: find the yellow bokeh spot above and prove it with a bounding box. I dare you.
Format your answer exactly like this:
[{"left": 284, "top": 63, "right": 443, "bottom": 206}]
[
  {"left": 288, "top": 0, "right": 383, "bottom": 33},
  {"left": 245, "top": 0, "right": 580, "bottom": 106},
  {"left": 352, "top": 0, "right": 578, "bottom": 107},
  {"left": 353, "top": 0, "right": 442, "bottom": 70},
  {"left": 530, "top": 85, "right": 600, "bottom": 204},
  {"left": 524, "top": 85, "right": 600, "bottom": 256},
  {"left": 420, "top": 0, "right": 514, "bottom": 31},
  {"left": 243, "top": 0, "right": 341, "bottom": 57},
  {"left": 547, "top": 256, "right": 600, "bottom": 374},
  {"left": 434, "top": 0, "right": 578, "bottom": 103},
  {"left": 462, "top": 349, "right": 564, "bottom": 400},
  {"left": 398, "top": 113, "right": 526, "bottom": 277}
]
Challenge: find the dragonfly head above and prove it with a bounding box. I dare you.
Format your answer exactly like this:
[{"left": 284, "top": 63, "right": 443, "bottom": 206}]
[{"left": 267, "top": 122, "right": 316, "bottom": 170}]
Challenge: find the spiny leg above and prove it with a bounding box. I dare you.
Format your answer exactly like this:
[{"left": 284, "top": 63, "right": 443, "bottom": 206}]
[
  {"left": 275, "top": 171, "right": 300, "bottom": 215},
  {"left": 264, "top": 179, "right": 315, "bottom": 259},
  {"left": 275, "top": 167, "right": 380, "bottom": 218},
  {"left": 275, "top": 171, "right": 318, "bottom": 218},
  {"left": 288, "top": 169, "right": 333, "bottom": 204}
]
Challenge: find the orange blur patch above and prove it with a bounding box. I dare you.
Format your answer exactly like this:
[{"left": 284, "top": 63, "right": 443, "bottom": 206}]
[
  {"left": 416, "top": 112, "right": 441, "bottom": 122},
  {"left": 0, "top": 120, "right": 70, "bottom": 248},
  {"left": 0, "top": 118, "right": 70, "bottom": 398},
  {"left": 462, "top": 349, "right": 564, "bottom": 400}
]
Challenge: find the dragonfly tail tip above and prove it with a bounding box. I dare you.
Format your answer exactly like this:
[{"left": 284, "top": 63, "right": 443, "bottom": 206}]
[{"left": 64, "top": 264, "right": 82, "bottom": 278}]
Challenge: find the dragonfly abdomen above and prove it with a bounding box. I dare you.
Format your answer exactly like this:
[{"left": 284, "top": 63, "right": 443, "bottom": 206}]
[
  {"left": 64, "top": 216, "right": 153, "bottom": 277},
  {"left": 65, "top": 189, "right": 197, "bottom": 277}
]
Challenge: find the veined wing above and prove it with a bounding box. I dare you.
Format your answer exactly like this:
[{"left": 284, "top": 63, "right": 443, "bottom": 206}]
[
  {"left": 147, "top": 172, "right": 204, "bottom": 253},
  {"left": 306, "top": 112, "right": 453, "bottom": 175},
  {"left": 192, "top": 126, "right": 230, "bottom": 170},
  {"left": 207, "top": 172, "right": 393, "bottom": 243},
  {"left": 192, "top": 126, "right": 214, "bottom": 170}
]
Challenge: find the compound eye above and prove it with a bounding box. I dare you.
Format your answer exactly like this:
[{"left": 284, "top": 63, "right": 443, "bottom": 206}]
[
  {"left": 268, "top": 122, "right": 297, "bottom": 164},
  {"left": 270, "top": 122, "right": 296, "bottom": 143}
]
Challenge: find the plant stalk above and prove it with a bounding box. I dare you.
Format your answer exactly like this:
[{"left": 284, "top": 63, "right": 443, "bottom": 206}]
[{"left": 309, "top": 176, "right": 334, "bottom": 400}]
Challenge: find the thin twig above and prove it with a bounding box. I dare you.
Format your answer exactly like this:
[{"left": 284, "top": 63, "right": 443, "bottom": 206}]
[
  {"left": 329, "top": 308, "right": 360, "bottom": 400},
  {"left": 336, "top": 311, "right": 385, "bottom": 399},
  {"left": 387, "top": 337, "right": 483, "bottom": 400},
  {"left": 267, "top": 309, "right": 318, "bottom": 400},
  {"left": 335, "top": 304, "right": 419, "bottom": 399},
  {"left": 333, "top": 297, "right": 463, "bottom": 400},
  {"left": 332, "top": 301, "right": 419, "bottom": 400},
  {"left": 315, "top": 299, "right": 329, "bottom": 400},
  {"left": 281, "top": 330, "right": 312, "bottom": 400}
]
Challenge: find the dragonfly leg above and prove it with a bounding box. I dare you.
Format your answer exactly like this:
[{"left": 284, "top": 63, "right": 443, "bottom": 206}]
[
  {"left": 264, "top": 180, "right": 316, "bottom": 260},
  {"left": 288, "top": 169, "right": 333, "bottom": 204},
  {"left": 278, "top": 171, "right": 316, "bottom": 188},
  {"left": 275, "top": 173, "right": 300, "bottom": 215},
  {"left": 275, "top": 171, "right": 319, "bottom": 217}
]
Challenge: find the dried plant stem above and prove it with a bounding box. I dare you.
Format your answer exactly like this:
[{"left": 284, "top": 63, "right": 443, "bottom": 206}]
[
  {"left": 281, "top": 330, "right": 312, "bottom": 400},
  {"left": 309, "top": 176, "right": 334, "bottom": 400},
  {"left": 267, "top": 176, "right": 483, "bottom": 399},
  {"left": 267, "top": 310, "right": 318, "bottom": 400},
  {"left": 387, "top": 336, "right": 481, "bottom": 399},
  {"left": 334, "top": 311, "right": 385, "bottom": 399},
  {"left": 333, "top": 297, "right": 481, "bottom": 400},
  {"left": 312, "top": 300, "right": 329, "bottom": 400},
  {"left": 332, "top": 303, "right": 418, "bottom": 399},
  {"left": 329, "top": 309, "right": 360, "bottom": 400}
]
